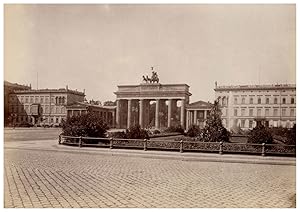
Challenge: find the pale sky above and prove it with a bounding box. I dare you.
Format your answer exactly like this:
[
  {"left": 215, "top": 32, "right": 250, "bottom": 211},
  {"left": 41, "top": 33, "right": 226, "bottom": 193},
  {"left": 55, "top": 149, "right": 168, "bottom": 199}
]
[{"left": 4, "top": 4, "right": 296, "bottom": 103}]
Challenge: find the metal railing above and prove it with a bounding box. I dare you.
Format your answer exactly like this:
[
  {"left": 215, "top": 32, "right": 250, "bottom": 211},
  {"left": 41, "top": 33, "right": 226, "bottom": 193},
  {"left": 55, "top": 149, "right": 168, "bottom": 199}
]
[{"left": 58, "top": 135, "right": 296, "bottom": 157}]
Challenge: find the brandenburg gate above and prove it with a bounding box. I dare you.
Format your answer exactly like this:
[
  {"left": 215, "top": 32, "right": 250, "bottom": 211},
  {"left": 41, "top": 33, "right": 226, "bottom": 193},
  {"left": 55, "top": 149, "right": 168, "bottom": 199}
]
[{"left": 114, "top": 73, "right": 191, "bottom": 129}]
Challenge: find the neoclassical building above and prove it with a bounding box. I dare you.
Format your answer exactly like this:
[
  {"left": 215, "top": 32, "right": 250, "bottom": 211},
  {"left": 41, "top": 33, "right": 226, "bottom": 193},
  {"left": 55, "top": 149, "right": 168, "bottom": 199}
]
[
  {"left": 186, "top": 100, "right": 212, "bottom": 129},
  {"left": 214, "top": 83, "right": 296, "bottom": 130},
  {"left": 66, "top": 102, "right": 116, "bottom": 127},
  {"left": 114, "top": 83, "right": 191, "bottom": 129},
  {"left": 8, "top": 86, "right": 85, "bottom": 126}
]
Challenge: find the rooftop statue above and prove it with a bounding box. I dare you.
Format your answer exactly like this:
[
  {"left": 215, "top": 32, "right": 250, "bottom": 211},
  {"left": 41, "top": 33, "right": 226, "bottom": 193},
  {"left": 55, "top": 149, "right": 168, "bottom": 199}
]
[{"left": 142, "top": 69, "right": 159, "bottom": 84}]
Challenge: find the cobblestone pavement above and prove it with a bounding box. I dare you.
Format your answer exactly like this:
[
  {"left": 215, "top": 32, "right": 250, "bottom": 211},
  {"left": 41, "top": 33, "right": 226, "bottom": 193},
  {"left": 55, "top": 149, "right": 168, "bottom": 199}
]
[{"left": 4, "top": 147, "right": 296, "bottom": 208}]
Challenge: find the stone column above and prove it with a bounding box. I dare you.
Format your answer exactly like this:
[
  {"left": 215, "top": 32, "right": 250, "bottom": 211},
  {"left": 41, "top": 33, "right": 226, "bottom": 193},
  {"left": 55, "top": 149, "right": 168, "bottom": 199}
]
[
  {"left": 194, "top": 110, "right": 197, "bottom": 125},
  {"left": 186, "top": 110, "right": 189, "bottom": 130},
  {"left": 116, "top": 100, "right": 120, "bottom": 128},
  {"left": 112, "top": 111, "right": 115, "bottom": 127},
  {"left": 155, "top": 99, "right": 160, "bottom": 129},
  {"left": 139, "top": 99, "right": 144, "bottom": 128},
  {"left": 204, "top": 110, "right": 207, "bottom": 126},
  {"left": 180, "top": 99, "right": 185, "bottom": 127},
  {"left": 127, "top": 99, "right": 132, "bottom": 128},
  {"left": 167, "top": 99, "right": 172, "bottom": 128}
]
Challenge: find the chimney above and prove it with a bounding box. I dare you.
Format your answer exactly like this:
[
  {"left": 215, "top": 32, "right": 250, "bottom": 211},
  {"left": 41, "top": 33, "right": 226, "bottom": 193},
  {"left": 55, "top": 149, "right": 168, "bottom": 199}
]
[
  {"left": 66, "top": 85, "right": 68, "bottom": 91},
  {"left": 83, "top": 89, "right": 85, "bottom": 94},
  {"left": 29, "top": 83, "right": 32, "bottom": 89}
]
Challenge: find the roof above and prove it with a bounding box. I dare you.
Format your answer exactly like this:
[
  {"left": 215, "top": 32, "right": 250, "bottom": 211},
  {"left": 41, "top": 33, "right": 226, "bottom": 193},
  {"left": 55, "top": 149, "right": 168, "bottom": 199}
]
[
  {"left": 215, "top": 84, "right": 296, "bottom": 91},
  {"left": 12, "top": 88, "right": 85, "bottom": 96},
  {"left": 186, "top": 100, "right": 212, "bottom": 109},
  {"left": 66, "top": 102, "right": 116, "bottom": 110},
  {"left": 4, "top": 81, "right": 31, "bottom": 90}
]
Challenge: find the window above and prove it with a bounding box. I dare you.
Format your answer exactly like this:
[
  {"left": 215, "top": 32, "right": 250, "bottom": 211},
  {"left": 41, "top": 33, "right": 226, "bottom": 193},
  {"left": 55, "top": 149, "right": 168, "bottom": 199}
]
[
  {"left": 56, "top": 107, "right": 59, "bottom": 114},
  {"left": 291, "top": 109, "right": 295, "bottom": 116},
  {"left": 282, "top": 108, "right": 286, "bottom": 116},
  {"left": 234, "top": 109, "right": 238, "bottom": 116},
  {"left": 25, "top": 97, "right": 28, "bottom": 103},
  {"left": 234, "top": 98, "right": 238, "bottom": 105},
  {"left": 282, "top": 98, "right": 286, "bottom": 104},
  {"left": 274, "top": 108, "right": 278, "bottom": 116},
  {"left": 35, "top": 97, "right": 39, "bottom": 103},
  {"left": 40, "top": 97, "right": 44, "bottom": 103},
  {"left": 221, "top": 97, "right": 226, "bottom": 106},
  {"left": 45, "top": 106, "right": 49, "bottom": 113},
  {"left": 265, "top": 108, "right": 269, "bottom": 116},
  {"left": 249, "top": 120, "right": 253, "bottom": 128},
  {"left": 45, "top": 97, "right": 49, "bottom": 103},
  {"left": 241, "top": 120, "right": 245, "bottom": 128},
  {"left": 258, "top": 98, "right": 261, "bottom": 104},
  {"left": 56, "top": 118, "right": 59, "bottom": 123},
  {"left": 250, "top": 98, "right": 253, "bottom": 104},
  {"left": 249, "top": 109, "right": 253, "bottom": 116},
  {"left": 241, "top": 108, "right": 245, "bottom": 116},
  {"left": 274, "top": 98, "right": 278, "bottom": 104},
  {"left": 257, "top": 108, "right": 261, "bottom": 116},
  {"left": 266, "top": 98, "right": 269, "bottom": 104},
  {"left": 30, "top": 97, "right": 34, "bottom": 103},
  {"left": 61, "top": 107, "right": 66, "bottom": 114},
  {"left": 25, "top": 105, "right": 29, "bottom": 113},
  {"left": 291, "top": 97, "right": 295, "bottom": 104},
  {"left": 242, "top": 98, "right": 245, "bottom": 104}
]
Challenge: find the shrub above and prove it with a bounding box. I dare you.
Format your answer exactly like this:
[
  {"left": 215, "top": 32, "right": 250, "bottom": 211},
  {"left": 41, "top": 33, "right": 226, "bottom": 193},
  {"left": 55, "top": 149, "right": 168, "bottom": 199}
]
[
  {"left": 164, "top": 125, "right": 184, "bottom": 134},
  {"left": 248, "top": 125, "right": 273, "bottom": 144},
  {"left": 109, "top": 131, "right": 127, "bottom": 139},
  {"left": 125, "top": 125, "right": 149, "bottom": 139},
  {"left": 187, "top": 125, "right": 201, "bottom": 137},
  {"left": 153, "top": 129, "right": 161, "bottom": 134},
  {"left": 61, "top": 112, "right": 109, "bottom": 143},
  {"left": 286, "top": 124, "right": 296, "bottom": 145}
]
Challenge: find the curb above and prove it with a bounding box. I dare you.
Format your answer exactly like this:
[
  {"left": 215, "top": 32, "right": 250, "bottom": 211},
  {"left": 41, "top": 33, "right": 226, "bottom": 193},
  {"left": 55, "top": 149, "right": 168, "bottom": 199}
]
[{"left": 5, "top": 143, "right": 296, "bottom": 166}]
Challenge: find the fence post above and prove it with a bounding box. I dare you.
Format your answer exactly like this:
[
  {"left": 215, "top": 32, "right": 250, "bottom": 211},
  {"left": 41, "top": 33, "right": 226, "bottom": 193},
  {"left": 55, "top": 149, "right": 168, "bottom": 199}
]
[
  {"left": 58, "top": 134, "right": 61, "bottom": 145},
  {"left": 180, "top": 139, "right": 183, "bottom": 153},
  {"left": 261, "top": 143, "right": 265, "bottom": 157},
  {"left": 79, "top": 136, "right": 82, "bottom": 148},
  {"left": 219, "top": 141, "right": 223, "bottom": 155},
  {"left": 110, "top": 138, "right": 113, "bottom": 149},
  {"left": 144, "top": 139, "right": 147, "bottom": 151}
]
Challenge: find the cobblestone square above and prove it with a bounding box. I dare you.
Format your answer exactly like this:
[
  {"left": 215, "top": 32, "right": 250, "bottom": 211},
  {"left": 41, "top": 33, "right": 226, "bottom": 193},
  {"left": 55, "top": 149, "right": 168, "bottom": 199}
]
[{"left": 4, "top": 141, "right": 296, "bottom": 208}]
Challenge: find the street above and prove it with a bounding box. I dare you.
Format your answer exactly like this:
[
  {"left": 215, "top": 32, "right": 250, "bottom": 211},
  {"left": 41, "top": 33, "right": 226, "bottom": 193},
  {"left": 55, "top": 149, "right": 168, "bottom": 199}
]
[{"left": 4, "top": 128, "right": 296, "bottom": 208}]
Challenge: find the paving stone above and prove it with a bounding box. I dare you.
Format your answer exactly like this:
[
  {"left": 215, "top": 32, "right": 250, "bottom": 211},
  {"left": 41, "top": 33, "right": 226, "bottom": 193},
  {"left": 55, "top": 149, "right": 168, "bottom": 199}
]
[{"left": 4, "top": 148, "right": 296, "bottom": 208}]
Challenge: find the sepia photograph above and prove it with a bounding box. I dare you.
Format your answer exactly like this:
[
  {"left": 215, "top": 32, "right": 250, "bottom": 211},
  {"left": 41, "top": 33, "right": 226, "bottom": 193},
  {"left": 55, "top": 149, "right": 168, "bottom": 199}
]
[{"left": 3, "top": 2, "right": 296, "bottom": 208}]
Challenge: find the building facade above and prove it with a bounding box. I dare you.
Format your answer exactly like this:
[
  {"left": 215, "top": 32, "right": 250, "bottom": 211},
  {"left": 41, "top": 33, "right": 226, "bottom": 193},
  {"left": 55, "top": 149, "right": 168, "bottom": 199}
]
[
  {"left": 214, "top": 83, "right": 296, "bottom": 130},
  {"left": 4, "top": 81, "right": 31, "bottom": 126},
  {"left": 186, "top": 100, "right": 212, "bottom": 130},
  {"left": 66, "top": 102, "right": 116, "bottom": 127},
  {"left": 8, "top": 86, "right": 85, "bottom": 126},
  {"left": 114, "top": 83, "right": 191, "bottom": 129}
]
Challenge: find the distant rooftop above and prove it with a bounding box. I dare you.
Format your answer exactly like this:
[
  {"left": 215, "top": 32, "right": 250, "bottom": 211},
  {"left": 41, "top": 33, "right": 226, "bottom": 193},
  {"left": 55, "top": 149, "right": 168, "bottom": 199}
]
[
  {"left": 186, "top": 100, "right": 212, "bottom": 109},
  {"left": 4, "top": 80, "right": 31, "bottom": 90},
  {"left": 215, "top": 83, "right": 296, "bottom": 91},
  {"left": 13, "top": 87, "right": 85, "bottom": 96}
]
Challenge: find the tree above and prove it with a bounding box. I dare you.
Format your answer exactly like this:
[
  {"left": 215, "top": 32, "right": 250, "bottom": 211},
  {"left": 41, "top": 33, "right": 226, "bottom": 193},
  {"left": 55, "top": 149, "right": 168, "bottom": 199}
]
[
  {"left": 201, "top": 98, "right": 230, "bottom": 142},
  {"left": 61, "top": 112, "right": 109, "bottom": 139},
  {"left": 248, "top": 124, "right": 273, "bottom": 144},
  {"left": 103, "top": 101, "right": 116, "bottom": 106}
]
